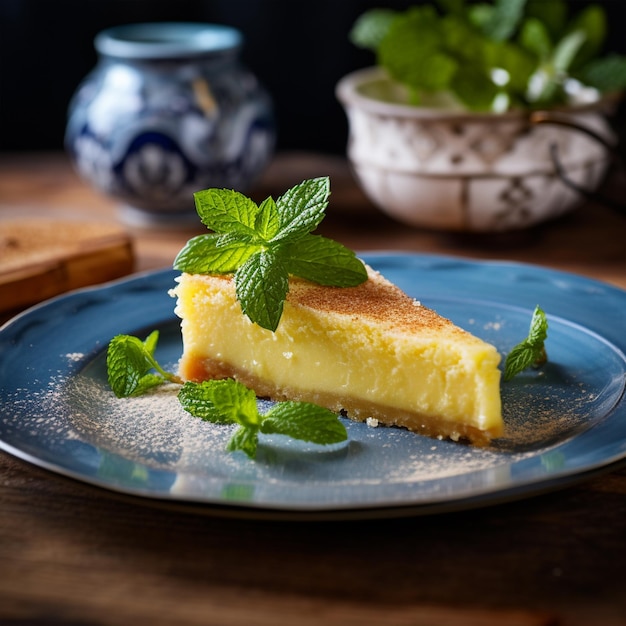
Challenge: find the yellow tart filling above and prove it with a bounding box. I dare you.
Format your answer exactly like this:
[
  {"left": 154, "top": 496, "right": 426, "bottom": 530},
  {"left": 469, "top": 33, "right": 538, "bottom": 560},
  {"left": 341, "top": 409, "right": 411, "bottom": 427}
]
[{"left": 171, "top": 265, "right": 503, "bottom": 444}]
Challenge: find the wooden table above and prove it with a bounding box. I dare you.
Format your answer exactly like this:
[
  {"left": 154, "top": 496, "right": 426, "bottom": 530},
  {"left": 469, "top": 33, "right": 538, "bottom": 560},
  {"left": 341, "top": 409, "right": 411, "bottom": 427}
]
[{"left": 1, "top": 152, "right": 625, "bottom": 626}]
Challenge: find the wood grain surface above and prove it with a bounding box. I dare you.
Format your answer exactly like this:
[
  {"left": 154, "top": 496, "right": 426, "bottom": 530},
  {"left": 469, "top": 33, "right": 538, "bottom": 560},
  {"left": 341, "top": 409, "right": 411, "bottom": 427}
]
[
  {"left": 0, "top": 218, "right": 134, "bottom": 314},
  {"left": 0, "top": 152, "right": 625, "bottom": 626}
]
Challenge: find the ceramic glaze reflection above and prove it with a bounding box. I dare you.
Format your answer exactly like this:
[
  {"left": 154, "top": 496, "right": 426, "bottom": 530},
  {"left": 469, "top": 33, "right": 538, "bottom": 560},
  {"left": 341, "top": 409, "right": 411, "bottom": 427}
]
[{"left": 65, "top": 23, "right": 275, "bottom": 226}]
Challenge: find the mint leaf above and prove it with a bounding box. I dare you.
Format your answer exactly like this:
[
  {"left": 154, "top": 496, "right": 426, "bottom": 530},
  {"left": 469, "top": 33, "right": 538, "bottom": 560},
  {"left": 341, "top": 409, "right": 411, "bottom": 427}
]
[
  {"left": 451, "top": 64, "right": 499, "bottom": 110},
  {"left": 272, "top": 177, "right": 330, "bottom": 243},
  {"left": 379, "top": 7, "right": 458, "bottom": 94},
  {"left": 178, "top": 381, "right": 235, "bottom": 424},
  {"left": 174, "top": 233, "right": 261, "bottom": 274},
  {"left": 575, "top": 54, "right": 626, "bottom": 93},
  {"left": 526, "top": 0, "right": 567, "bottom": 42},
  {"left": 552, "top": 29, "right": 586, "bottom": 74},
  {"left": 503, "top": 341, "right": 539, "bottom": 381},
  {"left": 179, "top": 382, "right": 220, "bottom": 419},
  {"left": 132, "top": 373, "right": 167, "bottom": 397},
  {"left": 566, "top": 4, "right": 606, "bottom": 69},
  {"left": 235, "top": 251, "right": 289, "bottom": 332},
  {"left": 261, "top": 402, "right": 348, "bottom": 445},
  {"left": 255, "top": 196, "right": 281, "bottom": 240},
  {"left": 519, "top": 17, "right": 552, "bottom": 61},
  {"left": 107, "top": 333, "right": 157, "bottom": 397},
  {"left": 443, "top": 15, "right": 492, "bottom": 67},
  {"left": 227, "top": 426, "right": 259, "bottom": 459},
  {"left": 527, "top": 304, "right": 548, "bottom": 346},
  {"left": 193, "top": 187, "right": 260, "bottom": 238},
  {"left": 179, "top": 379, "right": 259, "bottom": 426},
  {"left": 493, "top": 40, "right": 537, "bottom": 92},
  {"left": 477, "top": 0, "right": 527, "bottom": 42},
  {"left": 504, "top": 306, "right": 549, "bottom": 381},
  {"left": 205, "top": 378, "right": 260, "bottom": 428},
  {"left": 178, "top": 378, "right": 347, "bottom": 459},
  {"left": 467, "top": 4, "right": 494, "bottom": 33},
  {"left": 349, "top": 8, "right": 397, "bottom": 51},
  {"left": 278, "top": 235, "right": 368, "bottom": 286},
  {"left": 107, "top": 331, "right": 181, "bottom": 397},
  {"left": 143, "top": 330, "right": 159, "bottom": 356}
]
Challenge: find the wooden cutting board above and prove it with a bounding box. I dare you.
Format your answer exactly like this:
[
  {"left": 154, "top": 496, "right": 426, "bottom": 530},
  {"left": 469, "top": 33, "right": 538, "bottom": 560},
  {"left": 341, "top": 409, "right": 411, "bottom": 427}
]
[{"left": 0, "top": 218, "right": 134, "bottom": 315}]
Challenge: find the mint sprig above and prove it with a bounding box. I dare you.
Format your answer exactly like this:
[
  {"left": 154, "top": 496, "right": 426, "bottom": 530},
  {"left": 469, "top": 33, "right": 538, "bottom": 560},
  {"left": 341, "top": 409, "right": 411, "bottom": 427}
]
[
  {"left": 107, "top": 331, "right": 182, "bottom": 397},
  {"left": 173, "top": 177, "right": 367, "bottom": 332},
  {"left": 504, "top": 305, "right": 549, "bottom": 381},
  {"left": 179, "top": 379, "right": 348, "bottom": 459},
  {"left": 350, "top": 0, "right": 626, "bottom": 112},
  {"left": 106, "top": 332, "right": 347, "bottom": 459}
]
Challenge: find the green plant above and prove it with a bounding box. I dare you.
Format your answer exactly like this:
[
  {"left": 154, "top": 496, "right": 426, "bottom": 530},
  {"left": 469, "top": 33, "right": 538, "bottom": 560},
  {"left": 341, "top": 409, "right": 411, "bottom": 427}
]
[{"left": 350, "top": 0, "right": 626, "bottom": 111}]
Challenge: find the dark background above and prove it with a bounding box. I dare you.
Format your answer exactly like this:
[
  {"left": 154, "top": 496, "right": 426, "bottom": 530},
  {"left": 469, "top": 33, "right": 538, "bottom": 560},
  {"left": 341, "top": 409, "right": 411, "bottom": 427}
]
[{"left": 1, "top": 0, "right": 625, "bottom": 155}]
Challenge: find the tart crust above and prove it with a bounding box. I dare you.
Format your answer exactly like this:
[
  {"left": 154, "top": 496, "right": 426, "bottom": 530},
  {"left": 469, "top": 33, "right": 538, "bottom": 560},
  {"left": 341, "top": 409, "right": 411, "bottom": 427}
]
[{"left": 172, "top": 264, "right": 503, "bottom": 444}]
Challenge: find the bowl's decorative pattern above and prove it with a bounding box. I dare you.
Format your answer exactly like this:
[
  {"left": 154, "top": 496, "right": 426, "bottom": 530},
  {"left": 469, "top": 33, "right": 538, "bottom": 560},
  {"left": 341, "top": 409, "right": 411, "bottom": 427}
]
[{"left": 337, "top": 68, "right": 615, "bottom": 232}]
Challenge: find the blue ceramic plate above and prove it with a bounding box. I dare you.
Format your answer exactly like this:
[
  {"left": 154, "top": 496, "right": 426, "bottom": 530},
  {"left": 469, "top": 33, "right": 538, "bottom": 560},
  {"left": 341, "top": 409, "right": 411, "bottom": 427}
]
[{"left": 1, "top": 253, "right": 625, "bottom": 519}]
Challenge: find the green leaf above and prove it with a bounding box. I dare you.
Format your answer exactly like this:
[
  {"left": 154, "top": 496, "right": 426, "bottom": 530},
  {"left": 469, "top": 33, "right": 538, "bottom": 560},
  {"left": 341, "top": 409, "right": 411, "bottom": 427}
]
[
  {"left": 407, "top": 52, "right": 459, "bottom": 94},
  {"left": 575, "top": 54, "right": 626, "bottom": 93},
  {"left": 143, "top": 329, "right": 159, "bottom": 356},
  {"left": 565, "top": 4, "right": 606, "bottom": 69},
  {"left": 261, "top": 402, "right": 348, "bottom": 445},
  {"left": 107, "top": 334, "right": 154, "bottom": 397},
  {"left": 235, "top": 251, "right": 289, "bottom": 331},
  {"left": 177, "top": 379, "right": 350, "bottom": 460},
  {"left": 379, "top": 7, "right": 458, "bottom": 93},
  {"left": 442, "top": 15, "right": 492, "bottom": 66},
  {"left": 106, "top": 332, "right": 179, "bottom": 397},
  {"left": 492, "top": 40, "right": 537, "bottom": 92},
  {"left": 132, "top": 373, "right": 167, "bottom": 397},
  {"left": 278, "top": 235, "right": 368, "bottom": 286},
  {"left": 504, "top": 306, "right": 549, "bottom": 381},
  {"left": 552, "top": 29, "right": 586, "bottom": 74},
  {"left": 178, "top": 381, "right": 236, "bottom": 424},
  {"left": 255, "top": 196, "right": 281, "bottom": 240},
  {"left": 206, "top": 379, "right": 260, "bottom": 427},
  {"left": 528, "top": 305, "right": 548, "bottom": 346},
  {"left": 451, "top": 64, "right": 499, "bottom": 110},
  {"left": 519, "top": 17, "right": 552, "bottom": 61},
  {"left": 178, "top": 379, "right": 259, "bottom": 426},
  {"left": 173, "top": 233, "right": 261, "bottom": 274},
  {"left": 349, "top": 8, "right": 397, "bottom": 51},
  {"left": 227, "top": 426, "right": 259, "bottom": 459},
  {"left": 526, "top": 0, "right": 567, "bottom": 43},
  {"left": 193, "top": 188, "right": 260, "bottom": 238},
  {"left": 272, "top": 177, "right": 330, "bottom": 243},
  {"left": 468, "top": 4, "right": 495, "bottom": 33},
  {"left": 477, "top": 0, "right": 527, "bottom": 42},
  {"left": 503, "top": 341, "right": 538, "bottom": 381}
]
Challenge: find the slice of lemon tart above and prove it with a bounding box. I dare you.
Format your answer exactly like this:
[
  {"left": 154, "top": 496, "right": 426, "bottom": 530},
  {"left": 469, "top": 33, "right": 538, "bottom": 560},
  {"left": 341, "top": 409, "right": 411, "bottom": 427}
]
[{"left": 171, "top": 263, "right": 503, "bottom": 445}]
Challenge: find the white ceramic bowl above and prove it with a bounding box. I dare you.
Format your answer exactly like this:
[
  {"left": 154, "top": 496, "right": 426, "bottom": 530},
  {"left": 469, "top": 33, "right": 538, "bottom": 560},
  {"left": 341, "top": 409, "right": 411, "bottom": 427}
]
[{"left": 336, "top": 67, "right": 616, "bottom": 232}]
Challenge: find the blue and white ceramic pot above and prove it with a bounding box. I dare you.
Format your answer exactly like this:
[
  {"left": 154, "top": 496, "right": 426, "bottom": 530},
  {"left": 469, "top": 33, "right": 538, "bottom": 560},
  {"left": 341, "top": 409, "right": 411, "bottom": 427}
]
[{"left": 65, "top": 22, "right": 275, "bottom": 225}]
